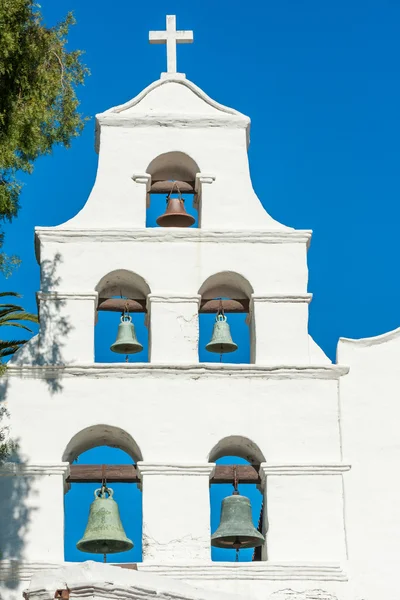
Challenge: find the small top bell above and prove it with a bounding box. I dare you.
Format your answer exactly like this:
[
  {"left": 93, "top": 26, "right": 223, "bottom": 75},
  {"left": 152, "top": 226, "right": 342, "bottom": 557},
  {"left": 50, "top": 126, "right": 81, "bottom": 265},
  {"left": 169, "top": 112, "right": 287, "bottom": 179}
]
[
  {"left": 156, "top": 194, "right": 196, "bottom": 228},
  {"left": 205, "top": 313, "right": 238, "bottom": 354}
]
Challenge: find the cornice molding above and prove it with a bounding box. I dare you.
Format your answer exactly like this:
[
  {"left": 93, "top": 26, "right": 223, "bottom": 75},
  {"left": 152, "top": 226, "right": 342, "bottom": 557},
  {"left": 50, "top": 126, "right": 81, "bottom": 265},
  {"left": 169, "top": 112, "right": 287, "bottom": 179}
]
[
  {"left": 251, "top": 294, "right": 313, "bottom": 304},
  {"left": 0, "top": 561, "right": 60, "bottom": 582},
  {"left": 0, "top": 462, "right": 70, "bottom": 477},
  {"left": 99, "top": 114, "right": 248, "bottom": 131},
  {"left": 137, "top": 462, "right": 216, "bottom": 478},
  {"left": 37, "top": 292, "right": 98, "bottom": 302},
  {"left": 259, "top": 463, "right": 351, "bottom": 484},
  {"left": 0, "top": 560, "right": 347, "bottom": 583},
  {"left": 138, "top": 562, "right": 348, "bottom": 582},
  {"left": 147, "top": 294, "right": 201, "bottom": 305},
  {"left": 35, "top": 228, "right": 312, "bottom": 246},
  {"left": 6, "top": 363, "right": 349, "bottom": 381}
]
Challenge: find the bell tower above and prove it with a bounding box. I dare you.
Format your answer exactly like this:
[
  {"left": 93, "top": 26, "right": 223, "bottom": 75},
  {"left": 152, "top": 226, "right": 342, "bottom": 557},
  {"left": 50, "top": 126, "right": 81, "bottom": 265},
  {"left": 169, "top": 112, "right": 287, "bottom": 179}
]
[{"left": 1, "top": 15, "right": 352, "bottom": 600}]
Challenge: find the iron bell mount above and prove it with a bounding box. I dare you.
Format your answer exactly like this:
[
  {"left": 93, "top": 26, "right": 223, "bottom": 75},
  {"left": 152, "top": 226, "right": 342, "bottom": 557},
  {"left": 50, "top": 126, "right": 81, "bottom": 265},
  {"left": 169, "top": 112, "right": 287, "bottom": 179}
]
[
  {"left": 205, "top": 300, "right": 238, "bottom": 358},
  {"left": 156, "top": 181, "right": 195, "bottom": 227},
  {"left": 211, "top": 466, "right": 265, "bottom": 560},
  {"left": 110, "top": 303, "right": 143, "bottom": 359},
  {"left": 76, "top": 478, "right": 133, "bottom": 561}
]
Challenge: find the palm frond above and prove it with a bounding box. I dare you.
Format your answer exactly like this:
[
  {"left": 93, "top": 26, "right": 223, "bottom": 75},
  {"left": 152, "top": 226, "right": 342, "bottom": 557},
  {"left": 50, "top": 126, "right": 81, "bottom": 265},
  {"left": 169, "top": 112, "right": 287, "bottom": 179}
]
[
  {"left": 0, "top": 340, "right": 27, "bottom": 349},
  {"left": 0, "top": 311, "right": 38, "bottom": 324},
  {"left": 0, "top": 322, "right": 33, "bottom": 332},
  {"left": 0, "top": 304, "right": 26, "bottom": 311},
  {"left": 0, "top": 339, "right": 29, "bottom": 358},
  {"left": 0, "top": 292, "right": 22, "bottom": 299},
  {"left": 0, "top": 307, "right": 27, "bottom": 319},
  {"left": 0, "top": 293, "right": 38, "bottom": 362}
]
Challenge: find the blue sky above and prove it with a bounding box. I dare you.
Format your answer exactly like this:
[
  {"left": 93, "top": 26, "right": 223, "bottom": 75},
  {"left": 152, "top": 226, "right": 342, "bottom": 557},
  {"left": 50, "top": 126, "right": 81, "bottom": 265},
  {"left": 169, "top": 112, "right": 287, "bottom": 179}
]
[{"left": 3, "top": 0, "right": 400, "bottom": 562}]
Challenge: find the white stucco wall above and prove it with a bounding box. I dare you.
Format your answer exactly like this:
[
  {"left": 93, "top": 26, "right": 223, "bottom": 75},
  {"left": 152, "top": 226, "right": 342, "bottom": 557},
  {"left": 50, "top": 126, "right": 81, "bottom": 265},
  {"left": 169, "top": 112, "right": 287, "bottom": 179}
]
[
  {"left": 0, "top": 365, "right": 348, "bottom": 599},
  {"left": 57, "top": 78, "right": 289, "bottom": 232},
  {"left": 338, "top": 329, "right": 400, "bottom": 600},
  {"left": 0, "top": 75, "right": 351, "bottom": 600}
]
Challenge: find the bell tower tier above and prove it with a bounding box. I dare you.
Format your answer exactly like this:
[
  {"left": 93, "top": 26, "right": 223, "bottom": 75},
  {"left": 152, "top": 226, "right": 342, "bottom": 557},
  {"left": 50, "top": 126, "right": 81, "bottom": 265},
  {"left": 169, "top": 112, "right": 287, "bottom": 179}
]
[
  {"left": 60, "top": 75, "right": 291, "bottom": 231},
  {"left": 1, "top": 15, "right": 353, "bottom": 600}
]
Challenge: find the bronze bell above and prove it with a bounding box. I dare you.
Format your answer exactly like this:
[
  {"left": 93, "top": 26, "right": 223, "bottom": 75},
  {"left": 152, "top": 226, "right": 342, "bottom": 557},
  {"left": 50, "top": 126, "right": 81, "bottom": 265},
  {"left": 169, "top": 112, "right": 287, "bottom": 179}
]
[
  {"left": 77, "top": 486, "right": 133, "bottom": 555},
  {"left": 205, "top": 314, "right": 238, "bottom": 354},
  {"left": 110, "top": 315, "right": 143, "bottom": 354},
  {"left": 211, "top": 492, "right": 265, "bottom": 550},
  {"left": 156, "top": 195, "right": 195, "bottom": 228}
]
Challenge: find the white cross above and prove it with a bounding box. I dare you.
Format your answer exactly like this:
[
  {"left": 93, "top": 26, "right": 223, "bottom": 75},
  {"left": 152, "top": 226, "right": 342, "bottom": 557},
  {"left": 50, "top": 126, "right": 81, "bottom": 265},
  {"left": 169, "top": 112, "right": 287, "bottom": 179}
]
[{"left": 149, "top": 15, "right": 193, "bottom": 74}]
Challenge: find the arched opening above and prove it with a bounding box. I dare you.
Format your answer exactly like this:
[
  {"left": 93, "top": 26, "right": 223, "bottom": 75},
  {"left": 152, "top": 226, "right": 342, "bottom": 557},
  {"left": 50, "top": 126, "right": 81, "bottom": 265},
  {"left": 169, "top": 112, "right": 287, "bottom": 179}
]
[
  {"left": 146, "top": 152, "right": 200, "bottom": 228},
  {"left": 198, "top": 272, "right": 254, "bottom": 364},
  {"left": 63, "top": 425, "right": 143, "bottom": 464},
  {"left": 208, "top": 436, "right": 265, "bottom": 562},
  {"left": 64, "top": 425, "right": 143, "bottom": 564},
  {"left": 95, "top": 270, "right": 150, "bottom": 363}
]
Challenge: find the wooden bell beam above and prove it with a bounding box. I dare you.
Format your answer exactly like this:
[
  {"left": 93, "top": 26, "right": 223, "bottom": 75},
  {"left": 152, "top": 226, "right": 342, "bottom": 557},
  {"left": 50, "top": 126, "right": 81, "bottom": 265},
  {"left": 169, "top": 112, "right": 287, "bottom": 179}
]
[
  {"left": 97, "top": 298, "right": 249, "bottom": 314},
  {"left": 200, "top": 299, "right": 249, "bottom": 313},
  {"left": 97, "top": 298, "right": 147, "bottom": 313},
  {"left": 68, "top": 464, "right": 260, "bottom": 484},
  {"left": 149, "top": 180, "right": 195, "bottom": 194}
]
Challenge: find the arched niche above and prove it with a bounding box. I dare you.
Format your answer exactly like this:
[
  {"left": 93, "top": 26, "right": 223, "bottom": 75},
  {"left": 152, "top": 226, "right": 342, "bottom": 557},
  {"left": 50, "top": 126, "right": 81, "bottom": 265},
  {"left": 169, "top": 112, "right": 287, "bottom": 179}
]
[
  {"left": 63, "top": 425, "right": 143, "bottom": 564},
  {"left": 96, "top": 269, "right": 151, "bottom": 300},
  {"left": 208, "top": 435, "right": 265, "bottom": 465},
  {"left": 198, "top": 272, "right": 254, "bottom": 364},
  {"left": 208, "top": 435, "right": 265, "bottom": 563},
  {"left": 95, "top": 270, "right": 150, "bottom": 363},
  {"left": 62, "top": 424, "right": 143, "bottom": 464},
  {"left": 199, "top": 271, "right": 254, "bottom": 300},
  {"left": 146, "top": 151, "right": 200, "bottom": 228},
  {"left": 147, "top": 151, "right": 200, "bottom": 182}
]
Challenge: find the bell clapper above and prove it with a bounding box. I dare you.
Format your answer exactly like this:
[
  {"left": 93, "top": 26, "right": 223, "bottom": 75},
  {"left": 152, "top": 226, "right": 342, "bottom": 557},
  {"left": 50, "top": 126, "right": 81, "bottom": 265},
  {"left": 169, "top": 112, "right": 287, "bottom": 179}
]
[
  {"left": 103, "top": 553, "right": 107, "bottom": 563},
  {"left": 234, "top": 543, "right": 240, "bottom": 562}
]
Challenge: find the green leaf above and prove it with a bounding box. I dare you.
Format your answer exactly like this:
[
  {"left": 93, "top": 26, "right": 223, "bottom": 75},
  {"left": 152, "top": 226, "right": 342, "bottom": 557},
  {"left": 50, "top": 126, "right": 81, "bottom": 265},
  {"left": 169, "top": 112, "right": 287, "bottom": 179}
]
[
  {"left": 0, "top": 321, "right": 33, "bottom": 332},
  {"left": 0, "top": 339, "right": 29, "bottom": 358},
  {"left": 0, "top": 292, "right": 22, "bottom": 298}
]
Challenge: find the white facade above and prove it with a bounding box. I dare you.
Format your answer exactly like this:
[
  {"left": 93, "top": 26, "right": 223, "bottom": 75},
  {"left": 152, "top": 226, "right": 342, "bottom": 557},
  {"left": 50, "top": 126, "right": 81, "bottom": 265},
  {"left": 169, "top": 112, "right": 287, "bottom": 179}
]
[{"left": 0, "top": 20, "right": 398, "bottom": 600}]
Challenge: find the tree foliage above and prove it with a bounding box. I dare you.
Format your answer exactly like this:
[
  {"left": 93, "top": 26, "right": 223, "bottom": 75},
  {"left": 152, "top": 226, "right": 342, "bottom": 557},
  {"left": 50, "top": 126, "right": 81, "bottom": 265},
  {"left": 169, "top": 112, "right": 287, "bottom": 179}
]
[
  {"left": 0, "top": 0, "right": 88, "bottom": 260},
  {"left": 0, "top": 291, "right": 38, "bottom": 359}
]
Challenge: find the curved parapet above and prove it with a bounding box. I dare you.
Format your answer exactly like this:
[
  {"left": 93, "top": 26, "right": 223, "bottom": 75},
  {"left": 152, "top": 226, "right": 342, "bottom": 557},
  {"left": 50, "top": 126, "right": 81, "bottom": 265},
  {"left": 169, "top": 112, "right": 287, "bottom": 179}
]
[
  {"left": 46, "top": 75, "right": 293, "bottom": 231},
  {"left": 95, "top": 75, "right": 251, "bottom": 151},
  {"left": 337, "top": 324, "right": 400, "bottom": 599},
  {"left": 338, "top": 326, "right": 400, "bottom": 352},
  {"left": 337, "top": 325, "right": 400, "bottom": 371}
]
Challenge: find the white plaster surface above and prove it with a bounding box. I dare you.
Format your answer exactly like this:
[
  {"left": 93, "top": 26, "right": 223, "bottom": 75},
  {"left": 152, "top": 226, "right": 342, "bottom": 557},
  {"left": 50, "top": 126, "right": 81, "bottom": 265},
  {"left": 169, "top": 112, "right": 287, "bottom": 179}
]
[
  {"left": 60, "top": 76, "right": 292, "bottom": 230},
  {"left": 137, "top": 463, "right": 215, "bottom": 562},
  {"left": 0, "top": 35, "right": 372, "bottom": 600},
  {"left": 337, "top": 328, "right": 400, "bottom": 600},
  {"left": 24, "top": 561, "right": 246, "bottom": 600}
]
